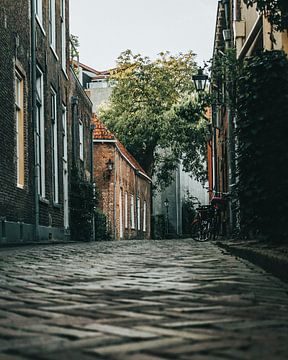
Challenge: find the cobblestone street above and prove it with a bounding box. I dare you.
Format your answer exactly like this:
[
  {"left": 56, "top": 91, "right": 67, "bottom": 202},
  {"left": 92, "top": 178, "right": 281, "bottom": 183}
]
[{"left": 0, "top": 239, "right": 288, "bottom": 360}]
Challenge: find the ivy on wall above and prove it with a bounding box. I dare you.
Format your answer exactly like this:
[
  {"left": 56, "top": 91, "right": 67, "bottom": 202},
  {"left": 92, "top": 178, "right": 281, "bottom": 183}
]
[
  {"left": 236, "top": 50, "right": 288, "bottom": 242},
  {"left": 70, "top": 167, "right": 110, "bottom": 241},
  {"left": 70, "top": 167, "right": 95, "bottom": 241},
  {"left": 243, "top": 0, "right": 288, "bottom": 32}
]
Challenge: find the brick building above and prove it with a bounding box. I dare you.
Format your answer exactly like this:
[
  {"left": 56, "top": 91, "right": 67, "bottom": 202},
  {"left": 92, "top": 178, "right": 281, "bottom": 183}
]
[
  {"left": 0, "top": 0, "right": 92, "bottom": 243},
  {"left": 211, "top": 0, "right": 288, "bottom": 234},
  {"left": 93, "top": 116, "right": 152, "bottom": 240}
]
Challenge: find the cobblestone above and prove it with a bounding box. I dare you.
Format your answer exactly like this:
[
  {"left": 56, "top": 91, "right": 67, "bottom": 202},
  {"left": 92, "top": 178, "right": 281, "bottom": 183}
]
[{"left": 0, "top": 239, "right": 288, "bottom": 359}]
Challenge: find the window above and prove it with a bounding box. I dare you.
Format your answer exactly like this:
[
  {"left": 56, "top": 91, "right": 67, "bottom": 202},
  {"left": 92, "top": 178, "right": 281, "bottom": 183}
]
[
  {"left": 143, "top": 200, "right": 147, "bottom": 232},
  {"left": 51, "top": 88, "right": 58, "bottom": 203},
  {"left": 36, "top": 67, "right": 45, "bottom": 197},
  {"left": 137, "top": 197, "right": 141, "bottom": 230},
  {"left": 49, "top": 0, "right": 56, "bottom": 50},
  {"left": 79, "top": 120, "right": 84, "bottom": 160},
  {"left": 62, "top": 105, "right": 69, "bottom": 228},
  {"left": 125, "top": 192, "right": 128, "bottom": 228},
  {"left": 60, "top": 0, "right": 66, "bottom": 70},
  {"left": 35, "top": 0, "right": 43, "bottom": 23},
  {"left": 130, "top": 195, "right": 135, "bottom": 229},
  {"left": 62, "top": 106, "right": 67, "bottom": 163},
  {"left": 15, "top": 71, "right": 24, "bottom": 188}
]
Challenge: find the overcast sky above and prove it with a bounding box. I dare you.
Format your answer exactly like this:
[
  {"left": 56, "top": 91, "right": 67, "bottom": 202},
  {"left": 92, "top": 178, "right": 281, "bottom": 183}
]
[{"left": 69, "top": 0, "right": 218, "bottom": 71}]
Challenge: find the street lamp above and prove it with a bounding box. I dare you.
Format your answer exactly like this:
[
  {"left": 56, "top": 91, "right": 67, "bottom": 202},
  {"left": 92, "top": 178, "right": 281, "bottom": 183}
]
[
  {"left": 106, "top": 158, "right": 114, "bottom": 172},
  {"left": 192, "top": 68, "right": 208, "bottom": 92},
  {"left": 164, "top": 198, "right": 169, "bottom": 236}
]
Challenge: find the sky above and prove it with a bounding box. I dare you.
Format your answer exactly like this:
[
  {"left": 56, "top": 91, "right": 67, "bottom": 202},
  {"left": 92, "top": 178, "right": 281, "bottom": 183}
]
[{"left": 69, "top": 0, "right": 218, "bottom": 71}]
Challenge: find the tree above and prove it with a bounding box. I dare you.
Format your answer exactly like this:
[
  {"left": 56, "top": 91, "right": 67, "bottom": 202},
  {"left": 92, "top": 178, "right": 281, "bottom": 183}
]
[
  {"left": 243, "top": 0, "right": 288, "bottom": 31},
  {"left": 99, "top": 50, "right": 209, "bottom": 188}
]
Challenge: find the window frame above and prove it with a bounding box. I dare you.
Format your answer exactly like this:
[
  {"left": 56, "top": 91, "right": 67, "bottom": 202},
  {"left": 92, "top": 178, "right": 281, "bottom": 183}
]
[
  {"left": 79, "top": 120, "right": 84, "bottom": 161},
  {"left": 60, "top": 0, "right": 66, "bottom": 71},
  {"left": 49, "top": 0, "right": 56, "bottom": 51},
  {"left": 125, "top": 192, "right": 128, "bottom": 229},
  {"left": 36, "top": 67, "right": 45, "bottom": 198},
  {"left": 15, "top": 70, "right": 25, "bottom": 188},
  {"left": 35, "top": 0, "right": 43, "bottom": 24},
  {"left": 51, "top": 87, "right": 59, "bottom": 204},
  {"left": 137, "top": 197, "right": 141, "bottom": 231},
  {"left": 143, "top": 200, "right": 147, "bottom": 232},
  {"left": 130, "top": 194, "right": 135, "bottom": 229}
]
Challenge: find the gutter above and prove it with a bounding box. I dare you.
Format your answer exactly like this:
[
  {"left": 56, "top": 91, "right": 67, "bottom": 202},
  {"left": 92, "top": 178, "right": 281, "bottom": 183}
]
[{"left": 31, "top": 0, "right": 39, "bottom": 241}]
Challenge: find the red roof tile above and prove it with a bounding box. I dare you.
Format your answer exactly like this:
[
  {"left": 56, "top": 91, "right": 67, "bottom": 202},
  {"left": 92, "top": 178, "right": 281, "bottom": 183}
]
[
  {"left": 92, "top": 115, "right": 151, "bottom": 181},
  {"left": 92, "top": 115, "right": 115, "bottom": 140}
]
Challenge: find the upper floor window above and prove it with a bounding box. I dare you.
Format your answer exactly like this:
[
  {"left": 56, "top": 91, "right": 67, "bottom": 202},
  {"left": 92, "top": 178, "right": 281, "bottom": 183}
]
[
  {"left": 60, "top": 0, "right": 66, "bottom": 70},
  {"left": 36, "top": 67, "right": 45, "bottom": 197},
  {"left": 79, "top": 120, "right": 84, "bottom": 160},
  {"left": 15, "top": 70, "right": 25, "bottom": 188},
  {"left": 49, "top": 0, "right": 56, "bottom": 50},
  {"left": 51, "top": 88, "right": 59, "bottom": 203},
  {"left": 35, "top": 0, "right": 43, "bottom": 24}
]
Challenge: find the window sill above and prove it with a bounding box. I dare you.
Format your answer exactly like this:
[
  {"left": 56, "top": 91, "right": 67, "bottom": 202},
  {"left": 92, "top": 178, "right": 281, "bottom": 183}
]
[
  {"left": 39, "top": 197, "right": 49, "bottom": 205},
  {"left": 50, "top": 46, "right": 59, "bottom": 61},
  {"left": 36, "top": 16, "right": 46, "bottom": 36},
  {"left": 53, "top": 202, "right": 61, "bottom": 209},
  {"left": 62, "top": 68, "right": 68, "bottom": 80},
  {"left": 17, "top": 183, "right": 25, "bottom": 190}
]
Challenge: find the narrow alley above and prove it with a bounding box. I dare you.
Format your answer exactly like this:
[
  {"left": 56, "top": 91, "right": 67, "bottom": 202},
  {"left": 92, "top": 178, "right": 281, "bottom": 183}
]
[{"left": 0, "top": 240, "right": 287, "bottom": 359}]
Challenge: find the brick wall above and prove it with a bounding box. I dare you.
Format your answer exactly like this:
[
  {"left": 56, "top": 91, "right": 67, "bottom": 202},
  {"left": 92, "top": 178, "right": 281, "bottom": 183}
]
[
  {"left": 93, "top": 142, "right": 151, "bottom": 240},
  {"left": 0, "top": 1, "right": 34, "bottom": 225},
  {"left": 69, "top": 70, "right": 93, "bottom": 180},
  {"left": 0, "top": 0, "right": 89, "bottom": 242}
]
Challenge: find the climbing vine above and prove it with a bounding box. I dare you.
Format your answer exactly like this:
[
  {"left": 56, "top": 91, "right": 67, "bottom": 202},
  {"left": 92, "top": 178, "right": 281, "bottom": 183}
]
[
  {"left": 70, "top": 167, "right": 95, "bottom": 241},
  {"left": 236, "top": 50, "right": 288, "bottom": 242},
  {"left": 243, "top": 0, "right": 288, "bottom": 31}
]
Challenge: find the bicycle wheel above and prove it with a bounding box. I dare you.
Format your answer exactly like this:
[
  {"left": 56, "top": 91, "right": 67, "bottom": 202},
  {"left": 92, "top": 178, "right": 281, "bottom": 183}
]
[{"left": 194, "top": 221, "right": 210, "bottom": 242}]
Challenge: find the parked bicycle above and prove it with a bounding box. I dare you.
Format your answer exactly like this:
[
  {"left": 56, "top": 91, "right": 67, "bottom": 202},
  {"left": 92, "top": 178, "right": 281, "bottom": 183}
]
[{"left": 191, "top": 193, "right": 228, "bottom": 241}]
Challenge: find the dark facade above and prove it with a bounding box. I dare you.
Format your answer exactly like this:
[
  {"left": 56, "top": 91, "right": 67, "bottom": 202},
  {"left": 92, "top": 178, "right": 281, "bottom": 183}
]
[{"left": 0, "top": 0, "right": 92, "bottom": 243}]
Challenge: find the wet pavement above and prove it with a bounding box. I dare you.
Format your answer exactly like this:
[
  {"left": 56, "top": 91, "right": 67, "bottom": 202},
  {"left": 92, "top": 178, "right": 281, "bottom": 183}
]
[{"left": 0, "top": 239, "right": 287, "bottom": 359}]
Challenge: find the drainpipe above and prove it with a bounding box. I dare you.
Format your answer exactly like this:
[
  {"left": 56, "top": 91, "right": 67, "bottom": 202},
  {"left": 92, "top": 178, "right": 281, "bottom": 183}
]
[
  {"left": 113, "top": 149, "right": 117, "bottom": 240},
  {"left": 31, "top": 0, "right": 39, "bottom": 241},
  {"left": 90, "top": 123, "right": 95, "bottom": 240},
  {"left": 71, "top": 96, "right": 78, "bottom": 166}
]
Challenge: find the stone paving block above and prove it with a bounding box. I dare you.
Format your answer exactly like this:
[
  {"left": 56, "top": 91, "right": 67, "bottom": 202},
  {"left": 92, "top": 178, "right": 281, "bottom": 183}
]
[
  {"left": 21, "top": 324, "right": 102, "bottom": 339},
  {"left": 1, "top": 239, "right": 288, "bottom": 359},
  {"left": 88, "top": 337, "right": 186, "bottom": 355},
  {"left": 84, "top": 323, "right": 158, "bottom": 338},
  {"left": 135, "top": 325, "right": 218, "bottom": 340}
]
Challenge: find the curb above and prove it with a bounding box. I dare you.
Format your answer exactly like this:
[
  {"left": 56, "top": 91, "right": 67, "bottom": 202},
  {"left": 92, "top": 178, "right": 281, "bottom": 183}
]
[
  {"left": 0, "top": 240, "right": 84, "bottom": 250},
  {"left": 217, "top": 242, "right": 288, "bottom": 284}
]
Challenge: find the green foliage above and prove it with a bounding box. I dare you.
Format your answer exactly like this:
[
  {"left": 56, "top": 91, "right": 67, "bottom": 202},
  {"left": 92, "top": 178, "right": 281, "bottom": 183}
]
[
  {"left": 94, "top": 209, "right": 111, "bottom": 241},
  {"left": 211, "top": 48, "right": 237, "bottom": 109},
  {"left": 236, "top": 50, "right": 288, "bottom": 242},
  {"left": 70, "top": 166, "right": 95, "bottom": 241},
  {"left": 243, "top": 0, "right": 288, "bottom": 31},
  {"left": 100, "top": 50, "right": 208, "bottom": 187},
  {"left": 182, "top": 191, "right": 199, "bottom": 235},
  {"left": 152, "top": 215, "right": 166, "bottom": 239}
]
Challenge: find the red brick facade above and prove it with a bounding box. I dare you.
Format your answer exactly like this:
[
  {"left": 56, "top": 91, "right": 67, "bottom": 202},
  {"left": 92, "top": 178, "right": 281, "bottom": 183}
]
[{"left": 93, "top": 117, "right": 152, "bottom": 240}]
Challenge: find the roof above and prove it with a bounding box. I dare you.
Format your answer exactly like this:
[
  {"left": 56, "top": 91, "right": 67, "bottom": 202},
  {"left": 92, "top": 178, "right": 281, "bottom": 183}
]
[
  {"left": 92, "top": 115, "right": 115, "bottom": 141},
  {"left": 79, "top": 62, "right": 101, "bottom": 75},
  {"left": 92, "top": 115, "right": 151, "bottom": 182}
]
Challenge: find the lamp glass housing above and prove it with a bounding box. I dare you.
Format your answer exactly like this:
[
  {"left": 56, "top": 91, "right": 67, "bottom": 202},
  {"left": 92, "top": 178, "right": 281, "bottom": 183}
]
[{"left": 193, "top": 68, "right": 208, "bottom": 92}]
